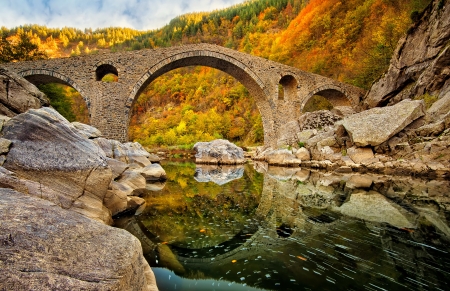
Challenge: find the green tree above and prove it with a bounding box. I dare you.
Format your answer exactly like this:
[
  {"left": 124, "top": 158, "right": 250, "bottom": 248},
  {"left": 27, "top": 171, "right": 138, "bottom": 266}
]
[
  {"left": 38, "top": 83, "right": 76, "bottom": 121},
  {"left": 0, "top": 33, "right": 47, "bottom": 63}
]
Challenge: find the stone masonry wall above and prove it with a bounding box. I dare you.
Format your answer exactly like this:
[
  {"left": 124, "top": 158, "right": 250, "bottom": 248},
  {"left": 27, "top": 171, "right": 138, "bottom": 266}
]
[{"left": 1, "top": 44, "right": 365, "bottom": 145}]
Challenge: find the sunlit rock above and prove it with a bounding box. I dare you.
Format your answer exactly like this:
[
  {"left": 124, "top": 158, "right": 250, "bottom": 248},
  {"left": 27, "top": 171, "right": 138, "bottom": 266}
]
[
  {"left": 0, "top": 188, "right": 157, "bottom": 291},
  {"left": 194, "top": 164, "right": 244, "bottom": 185},
  {"left": 342, "top": 99, "right": 426, "bottom": 146},
  {"left": 193, "top": 139, "right": 245, "bottom": 164},
  {"left": 2, "top": 107, "right": 112, "bottom": 224},
  {"left": 141, "top": 163, "right": 167, "bottom": 181}
]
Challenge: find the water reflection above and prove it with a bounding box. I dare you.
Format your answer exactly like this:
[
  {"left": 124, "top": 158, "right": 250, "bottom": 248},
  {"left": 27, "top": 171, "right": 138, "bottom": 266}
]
[
  {"left": 115, "top": 161, "right": 450, "bottom": 291},
  {"left": 194, "top": 164, "right": 245, "bottom": 185}
]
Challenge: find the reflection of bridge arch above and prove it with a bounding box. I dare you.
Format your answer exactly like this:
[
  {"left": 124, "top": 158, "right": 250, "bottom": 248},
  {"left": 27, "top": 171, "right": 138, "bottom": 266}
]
[
  {"left": 19, "top": 69, "right": 91, "bottom": 113},
  {"left": 125, "top": 48, "right": 276, "bottom": 143}
]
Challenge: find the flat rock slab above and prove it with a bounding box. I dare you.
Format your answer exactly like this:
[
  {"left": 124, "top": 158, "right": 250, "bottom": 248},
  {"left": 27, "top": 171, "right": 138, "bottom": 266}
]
[
  {"left": 0, "top": 188, "right": 156, "bottom": 291},
  {"left": 342, "top": 99, "right": 425, "bottom": 146}
]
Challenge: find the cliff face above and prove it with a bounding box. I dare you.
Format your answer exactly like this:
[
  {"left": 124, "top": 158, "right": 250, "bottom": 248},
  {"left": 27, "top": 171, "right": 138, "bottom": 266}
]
[{"left": 364, "top": 0, "right": 450, "bottom": 110}]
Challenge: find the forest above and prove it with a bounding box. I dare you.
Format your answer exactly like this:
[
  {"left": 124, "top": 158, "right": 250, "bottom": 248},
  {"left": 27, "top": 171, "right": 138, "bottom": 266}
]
[{"left": 0, "top": 0, "right": 431, "bottom": 148}]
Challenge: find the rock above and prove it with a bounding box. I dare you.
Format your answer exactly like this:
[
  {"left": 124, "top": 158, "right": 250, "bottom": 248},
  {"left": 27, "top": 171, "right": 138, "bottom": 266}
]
[
  {"left": 147, "top": 153, "right": 163, "bottom": 163},
  {"left": 93, "top": 137, "right": 114, "bottom": 158},
  {"left": 335, "top": 166, "right": 352, "bottom": 173},
  {"left": 109, "top": 180, "right": 134, "bottom": 197},
  {"left": 193, "top": 139, "right": 245, "bottom": 164},
  {"left": 127, "top": 196, "right": 146, "bottom": 212},
  {"left": 71, "top": 121, "right": 102, "bottom": 138},
  {"left": 364, "top": 0, "right": 450, "bottom": 108},
  {"left": 2, "top": 107, "right": 113, "bottom": 224},
  {"left": 0, "top": 68, "right": 49, "bottom": 117},
  {"left": 346, "top": 175, "right": 373, "bottom": 189},
  {"left": 296, "top": 129, "right": 316, "bottom": 143},
  {"left": 331, "top": 106, "right": 356, "bottom": 117},
  {"left": 298, "top": 110, "right": 342, "bottom": 131},
  {"left": 347, "top": 147, "right": 375, "bottom": 164},
  {"left": 0, "top": 115, "right": 11, "bottom": 131},
  {"left": 113, "top": 141, "right": 152, "bottom": 166},
  {"left": 264, "top": 149, "right": 301, "bottom": 166},
  {"left": 194, "top": 164, "right": 244, "bottom": 185},
  {"left": 146, "top": 182, "right": 166, "bottom": 192},
  {"left": 116, "top": 169, "right": 147, "bottom": 195},
  {"left": 104, "top": 188, "right": 128, "bottom": 216},
  {"left": 141, "top": 163, "right": 167, "bottom": 181},
  {"left": 0, "top": 188, "right": 157, "bottom": 291},
  {"left": 338, "top": 190, "right": 416, "bottom": 229},
  {"left": 342, "top": 99, "right": 426, "bottom": 146},
  {"left": 295, "top": 147, "right": 311, "bottom": 161},
  {"left": 106, "top": 157, "right": 129, "bottom": 179},
  {"left": 416, "top": 120, "right": 445, "bottom": 137},
  {"left": 0, "top": 137, "right": 11, "bottom": 154}
]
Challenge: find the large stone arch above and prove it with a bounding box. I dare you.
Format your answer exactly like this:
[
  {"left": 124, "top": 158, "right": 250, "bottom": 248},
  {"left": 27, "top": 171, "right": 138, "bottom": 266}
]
[
  {"left": 125, "top": 49, "right": 276, "bottom": 144},
  {"left": 19, "top": 69, "right": 91, "bottom": 113},
  {"left": 301, "top": 84, "right": 356, "bottom": 112}
]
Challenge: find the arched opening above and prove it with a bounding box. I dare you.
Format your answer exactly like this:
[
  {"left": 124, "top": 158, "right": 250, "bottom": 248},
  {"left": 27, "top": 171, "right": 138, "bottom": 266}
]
[
  {"left": 302, "top": 88, "right": 351, "bottom": 113},
  {"left": 129, "top": 66, "right": 264, "bottom": 148},
  {"left": 126, "top": 52, "right": 275, "bottom": 147},
  {"left": 278, "top": 75, "right": 297, "bottom": 101},
  {"left": 22, "top": 72, "right": 90, "bottom": 123},
  {"left": 96, "top": 64, "right": 119, "bottom": 82}
]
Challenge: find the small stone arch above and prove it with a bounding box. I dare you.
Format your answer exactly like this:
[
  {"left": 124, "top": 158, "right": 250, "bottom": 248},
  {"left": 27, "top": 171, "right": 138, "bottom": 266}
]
[
  {"left": 125, "top": 48, "right": 277, "bottom": 145},
  {"left": 301, "top": 84, "right": 354, "bottom": 112},
  {"left": 278, "top": 74, "right": 298, "bottom": 101},
  {"left": 19, "top": 69, "right": 91, "bottom": 112},
  {"left": 94, "top": 62, "right": 119, "bottom": 81}
]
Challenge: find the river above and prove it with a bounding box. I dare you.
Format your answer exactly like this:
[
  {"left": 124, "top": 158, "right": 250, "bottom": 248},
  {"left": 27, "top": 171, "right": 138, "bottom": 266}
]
[{"left": 115, "top": 160, "right": 450, "bottom": 291}]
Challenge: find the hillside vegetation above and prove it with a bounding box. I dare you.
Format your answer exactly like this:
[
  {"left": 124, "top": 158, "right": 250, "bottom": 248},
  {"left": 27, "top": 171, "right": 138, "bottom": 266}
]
[{"left": 0, "top": 0, "right": 431, "bottom": 147}]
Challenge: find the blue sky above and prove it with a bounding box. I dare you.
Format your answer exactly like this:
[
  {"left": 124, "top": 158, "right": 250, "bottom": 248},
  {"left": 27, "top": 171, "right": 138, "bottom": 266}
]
[{"left": 0, "top": 0, "right": 245, "bottom": 31}]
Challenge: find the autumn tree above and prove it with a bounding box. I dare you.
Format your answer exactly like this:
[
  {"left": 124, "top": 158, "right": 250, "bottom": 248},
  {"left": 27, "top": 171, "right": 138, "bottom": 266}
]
[{"left": 0, "top": 32, "right": 47, "bottom": 63}]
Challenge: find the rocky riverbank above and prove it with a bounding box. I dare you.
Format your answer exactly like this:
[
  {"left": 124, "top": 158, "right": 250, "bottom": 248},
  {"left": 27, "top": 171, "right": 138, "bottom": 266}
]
[{"left": 0, "top": 70, "right": 161, "bottom": 290}]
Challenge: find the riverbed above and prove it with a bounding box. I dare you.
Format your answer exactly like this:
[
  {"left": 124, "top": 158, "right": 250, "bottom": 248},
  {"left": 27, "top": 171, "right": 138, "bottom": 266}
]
[{"left": 115, "top": 160, "right": 450, "bottom": 291}]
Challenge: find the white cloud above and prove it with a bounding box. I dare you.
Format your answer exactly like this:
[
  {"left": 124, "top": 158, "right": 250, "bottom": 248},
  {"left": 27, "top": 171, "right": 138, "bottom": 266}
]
[{"left": 0, "top": 0, "right": 245, "bottom": 31}]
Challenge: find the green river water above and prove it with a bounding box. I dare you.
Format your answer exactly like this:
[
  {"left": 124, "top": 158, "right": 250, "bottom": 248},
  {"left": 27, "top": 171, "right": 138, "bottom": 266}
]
[{"left": 115, "top": 160, "right": 450, "bottom": 291}]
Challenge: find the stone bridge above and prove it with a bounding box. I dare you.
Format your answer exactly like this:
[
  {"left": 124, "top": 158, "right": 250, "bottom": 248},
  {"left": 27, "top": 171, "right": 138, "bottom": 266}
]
[{"left": 1, "top": 44, "right": 365, "bottom": 145}]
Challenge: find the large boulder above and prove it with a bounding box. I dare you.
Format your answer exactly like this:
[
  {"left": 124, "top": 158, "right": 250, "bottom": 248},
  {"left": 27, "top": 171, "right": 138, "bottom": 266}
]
[
  {"left": 2, "top": 107, "right": 113, "bottom": 224},
  {"left": 193, "top": 139, "right": 245, "bottom": 164},
  {"left": 364, "top": 0, "right": 450, "bottom": 108},
  {"left": 341, "top": 99, "right": 426, "bottom": 146},
  {"left": 298, "top": 110, "right": 342, "bottom": 131},
  {"left": 264, "top": 149, "right": 301, "bottom": 166},
  {"left": 0, "top": 68, "right": 49, "bottom": 117},
  {"left": 0, "top": 188, "right": 157, "bottom": 291}
]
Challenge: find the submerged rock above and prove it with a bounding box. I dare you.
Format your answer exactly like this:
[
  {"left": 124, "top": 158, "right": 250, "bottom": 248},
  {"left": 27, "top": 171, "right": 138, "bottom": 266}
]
[
  {"left": 2, "top": 107, "right": 113, "bottom": 224},
  {"left": 0, "top": 188, "right": 157, "bottom": 291},
  {"left": 193, "top": 139, "right": 245, "bottom": 164}
]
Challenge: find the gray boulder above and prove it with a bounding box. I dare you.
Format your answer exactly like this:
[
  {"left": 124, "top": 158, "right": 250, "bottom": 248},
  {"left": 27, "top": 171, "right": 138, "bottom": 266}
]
[
  {"left": 114, "top": 141, "right": 152, "bottom": 166},
  {"left": 0, "top": 68, "right": 49, "bottom": 117},
  {"left": 194, "top": 139, "right": 245, "bottom": 164},
  {"left": 2, "top": 107, "right": 113, "bottom": 224},
  {"left": 341, "top": 99, "right": 425, "bottom": 147},
  {"left": 264, "top": 149, "right": 301, "bottom": 166},
  {"left": 0, "top": 188, "right": 157, "bottom": 291}
]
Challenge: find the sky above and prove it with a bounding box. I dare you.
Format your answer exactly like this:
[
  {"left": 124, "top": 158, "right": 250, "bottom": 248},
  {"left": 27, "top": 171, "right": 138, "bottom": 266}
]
[{"left": 0, "top": 0, "right": 246, "bottom": 31}]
